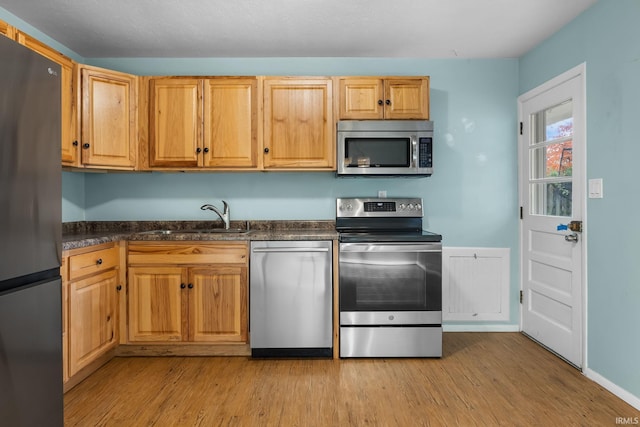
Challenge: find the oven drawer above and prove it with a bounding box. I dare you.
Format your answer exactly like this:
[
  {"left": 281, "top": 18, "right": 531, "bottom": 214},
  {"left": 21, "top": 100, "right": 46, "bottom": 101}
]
[
  {"left": 340, "top": 326, "right": 442, "bottom": 358},
  {"left": 340, "top": 310, "right": 441, "bottom": 326}
]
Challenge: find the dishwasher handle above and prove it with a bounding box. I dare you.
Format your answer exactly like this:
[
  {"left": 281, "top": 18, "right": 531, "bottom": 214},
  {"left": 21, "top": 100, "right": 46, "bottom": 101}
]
[{"left": 252, "top": 247, "right": 330, "bottom": 253}]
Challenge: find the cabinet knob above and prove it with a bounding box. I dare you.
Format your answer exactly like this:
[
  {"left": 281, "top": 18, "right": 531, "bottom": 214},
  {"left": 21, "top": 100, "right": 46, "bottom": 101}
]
[
  {"left": 264, "top": 147, "right": 269, "bottom": 154},
  {"left": 83, "top": 143, "right": 90, "bottom": 149},
  {"left": 203, "top": 147, "right": 209, "bottom": 153},
  {"left": 196, "top": 147, "right": 202, "bottom": 154},
  {"left": 72, "top": 140, "right": 79, "bottom": 146},
  {"left": 180, "top": 283, "right": 186, "bottom": 289},
  {"left": 116, "top": 285, "right": 122, "bottom": 291},
  {"left": 377, "top": 99, "right": 383, "bottom": 106},
  {"left": 188, "top": 283, "right": 194, "bottom": 289},
  {"left": 96, "top": 258, "right": 103, "bottom": 265},
  {"left": 385, "top": 99, "right": 391, "bottom": 105}
]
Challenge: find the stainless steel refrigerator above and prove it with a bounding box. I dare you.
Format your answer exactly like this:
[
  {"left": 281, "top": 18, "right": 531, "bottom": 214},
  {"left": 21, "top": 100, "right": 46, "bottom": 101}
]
[{"left": 0, "top": 36, "right": 63, "bottom": 426}]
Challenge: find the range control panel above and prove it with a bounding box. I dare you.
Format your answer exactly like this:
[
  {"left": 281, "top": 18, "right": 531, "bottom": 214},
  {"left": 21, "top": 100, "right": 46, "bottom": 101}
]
[{"left": 337, "top": 198, "right": 423, "bottom": 218}]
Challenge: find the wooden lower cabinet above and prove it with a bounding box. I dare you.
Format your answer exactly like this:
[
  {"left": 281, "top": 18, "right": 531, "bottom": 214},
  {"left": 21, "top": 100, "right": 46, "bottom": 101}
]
[
  {"left": 68, "top": 269, "right": 118, "bottom": 376},
  {"left": 189, "top": 266, "right": 247, "bottom": 342},
  {"left": 63, "top": 242, "right": 123, "bottom": 390},
  {"left": 127, "top": 242, "right": 248, "bottom": 345},
  {"left": 60, "top": 242, "right": 124, "bottom": 391},
  {"left": 128, "top": 267, "right": 184, "bottom": 342}
]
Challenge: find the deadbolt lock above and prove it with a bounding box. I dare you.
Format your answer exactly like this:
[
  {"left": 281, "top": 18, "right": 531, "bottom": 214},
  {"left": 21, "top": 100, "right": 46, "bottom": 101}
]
[{"left": 568, "top": 220, "right": 583, "bottom": 233}]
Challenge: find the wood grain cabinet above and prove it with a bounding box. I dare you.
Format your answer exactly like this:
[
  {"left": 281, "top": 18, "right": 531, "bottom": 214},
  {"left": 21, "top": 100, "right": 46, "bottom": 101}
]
[
  {"left": 78, "top": 65, "right": 138, "bottom": 169},
  {"left": 0, "top": 19, "right": 16, "bottom": 39},
  {"left": 65, "top": 243, "right": 121, "bottom": 378},
  {"left": 14, "top": 31, "right": 79, "bottom": 166},
  {"left": 127, "top": 242, "right": 248, "bottom": 344},
  {"left": 262, "top": 77, "right": 335, "bottom": 170},
  {"left": 148, "top": 77, "right": 258, "bottom": 169},
  {"left": 337, "top": 77, "right": 430, "bottom": 120}
]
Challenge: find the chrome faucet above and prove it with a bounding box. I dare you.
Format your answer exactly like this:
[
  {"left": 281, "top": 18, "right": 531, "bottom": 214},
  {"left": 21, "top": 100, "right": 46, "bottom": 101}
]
[{"left": 200, "top": 200, "right": 230, "bottom": 229}]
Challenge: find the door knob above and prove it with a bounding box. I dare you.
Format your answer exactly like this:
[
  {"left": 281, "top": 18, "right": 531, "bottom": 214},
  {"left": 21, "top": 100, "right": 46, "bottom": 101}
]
[{"left": 565, "top": 233, "right": 578, "bottom": 243}]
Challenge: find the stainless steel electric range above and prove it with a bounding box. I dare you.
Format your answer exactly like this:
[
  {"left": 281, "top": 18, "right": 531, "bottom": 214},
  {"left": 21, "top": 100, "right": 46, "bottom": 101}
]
[{"left": 336, "top": 197, "right": 442, "bottom": 358}]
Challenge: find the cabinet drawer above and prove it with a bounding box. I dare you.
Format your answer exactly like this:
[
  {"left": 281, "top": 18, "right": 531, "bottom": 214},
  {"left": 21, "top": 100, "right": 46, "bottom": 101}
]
[
  {"left": 69, "top": 246, "right": 119, "bottom": 280},
  {"left": 128, "top": 242, "right": 248, "bottom": 265}
]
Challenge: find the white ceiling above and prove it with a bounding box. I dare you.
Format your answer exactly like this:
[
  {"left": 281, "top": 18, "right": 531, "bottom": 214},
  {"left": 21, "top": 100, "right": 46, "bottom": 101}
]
[{"left": 0, "top": 0, "right": 597, "bottom": 59}]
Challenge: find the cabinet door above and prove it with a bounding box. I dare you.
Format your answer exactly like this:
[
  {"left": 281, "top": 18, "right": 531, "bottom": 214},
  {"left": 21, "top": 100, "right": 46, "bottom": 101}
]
[
  {"left": 0, "top": 20, "right": 16, "bottom": 39},
  {"left": 15, "top": 31, "right": 79, "bottom": 166},
  {"left": 128, "top": 267, "right": 186, "bottom": 342},
  {"left": 203, "top": 78, "right": 258, "bottom": 168},
  {"left": 149, "top": 78, "right": 203, "bottom": 168},
  {"left": 80, "top": 66, "right": 137, "bottom": 168},
  {"left": 263, "top": 78, "right": 334, "bottom": 169},
  {"left": 60, "top": 61, "right": 79, "bottom": 165},
  {"left": 384, "top": 78, "right": 430, "bottom": 119},
  {"left": 68, "top": 270, "right": 118, "bottom": 376},
  {"left": 338, "top": 78, "right": 384, "bottom": 119},
  {"left": 188, "top": 266, "right": 247, "bottom": 343}
]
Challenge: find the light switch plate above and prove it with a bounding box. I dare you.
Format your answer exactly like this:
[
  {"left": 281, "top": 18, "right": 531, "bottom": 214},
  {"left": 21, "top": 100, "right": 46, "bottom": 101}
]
[{"left": 588, "top": 178, "right": 603, "bottom": 198}]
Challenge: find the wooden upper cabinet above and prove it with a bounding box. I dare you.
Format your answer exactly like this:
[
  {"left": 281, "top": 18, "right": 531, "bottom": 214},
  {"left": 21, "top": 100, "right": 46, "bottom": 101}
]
[
  {"left": 14, "top": 31, "right": 79, "bottom": 166},
  {"left": 149, "top": 78, "right": 202, "bottom": 168},
  {"left": 0, "top": 19, "right": 16, "bottom": 39},
  {"left": 80, "top": 65, "right": 138, "bottom": 169},
  {"left": 203, "top": 78, "right": 258, "bottom": 168},
  {"left": 338, "top": 77, "right": 430, "bottom": 120},
  {"left": 148, "top": 77, "right": 258, "bottom": 169},
  {"left": 263, "top": 77, "right": 335, "bottom": 169}
]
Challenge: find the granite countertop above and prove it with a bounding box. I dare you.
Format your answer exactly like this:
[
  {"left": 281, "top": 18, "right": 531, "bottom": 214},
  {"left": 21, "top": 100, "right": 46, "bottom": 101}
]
[{"left": 62, "top": 220, "right": 339, "bottom": 251}]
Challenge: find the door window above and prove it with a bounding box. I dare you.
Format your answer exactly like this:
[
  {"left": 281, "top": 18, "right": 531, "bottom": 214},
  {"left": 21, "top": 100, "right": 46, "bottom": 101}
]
[{"left": 529, "top": 100, "right": 573, "bottom": 217}]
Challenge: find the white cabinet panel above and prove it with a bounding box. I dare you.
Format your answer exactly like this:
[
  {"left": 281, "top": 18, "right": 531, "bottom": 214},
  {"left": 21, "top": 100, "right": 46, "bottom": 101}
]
[{"left": 442, "top": 247, "right": 510, "bottom": 322}]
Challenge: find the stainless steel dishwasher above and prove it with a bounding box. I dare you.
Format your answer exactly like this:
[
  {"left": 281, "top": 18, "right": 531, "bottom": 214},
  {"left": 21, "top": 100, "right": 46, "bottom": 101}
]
[{"left": 250, "top": 240, "right": 332, "bottom": 357}]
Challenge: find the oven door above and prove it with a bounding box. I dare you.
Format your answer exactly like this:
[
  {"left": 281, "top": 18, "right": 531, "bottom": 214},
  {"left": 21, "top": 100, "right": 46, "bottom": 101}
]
[{"left": 338, "top": 242, "right": 442, "bottom": 313}]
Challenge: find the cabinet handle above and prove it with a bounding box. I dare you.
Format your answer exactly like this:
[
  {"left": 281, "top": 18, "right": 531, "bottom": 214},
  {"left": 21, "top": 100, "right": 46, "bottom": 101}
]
[
  {"left": 180, "top": 283, "right": 186, "bottom": 289},
  {"left": 203, "top": 147, "right": 209, "bottom": 153},
  {"left": 377, "top": 99, "right": 383, "bottom": 106},
  {"left": 72, "top": 140, "right": 79, "bottom": 146},
  {"left": 196, "top": 147, "right": 202, "bottom": 154},
  {"left": 96, "top": 258, "right": 103, "bottom": 265},
  {"left": 83, "top": 143, "right": 90, "bottom": 149},
  {"left": 264, "top": 147, "right": 269, "bottom": 154},
  {"left": 188, "top": 283, "right": 194, "bottom": 289},
  {"left": 116, "top": 285, "right": 122, "bottom": 291},
  {"left": 385, "top": 99, "right": 391, "bottom": 105}
]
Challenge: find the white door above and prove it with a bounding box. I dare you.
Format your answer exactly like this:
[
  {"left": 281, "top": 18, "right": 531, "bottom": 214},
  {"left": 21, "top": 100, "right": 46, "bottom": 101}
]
[{"left": 518, "top": 64, "right": 585, "bottom": 368}]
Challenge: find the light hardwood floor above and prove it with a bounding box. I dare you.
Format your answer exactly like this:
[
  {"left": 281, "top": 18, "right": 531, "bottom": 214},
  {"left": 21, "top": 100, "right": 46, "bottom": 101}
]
[{"left": 64, "top": 333, "right": 639, "bottom": 426}]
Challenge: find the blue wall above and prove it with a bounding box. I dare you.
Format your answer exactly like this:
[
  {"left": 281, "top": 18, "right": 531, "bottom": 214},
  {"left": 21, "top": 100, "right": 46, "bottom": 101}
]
[
  {"left": 76, "top": 59, "right": 521, "bottom": 324},
  {"left": 520, "top": 0, "right": 640, "bottom": 400}
]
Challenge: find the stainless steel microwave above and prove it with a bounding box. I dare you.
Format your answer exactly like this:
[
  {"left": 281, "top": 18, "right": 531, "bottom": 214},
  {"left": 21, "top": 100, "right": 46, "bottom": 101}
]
[{"left": 336, "top": 120, "right": 433, "bottom": 176}]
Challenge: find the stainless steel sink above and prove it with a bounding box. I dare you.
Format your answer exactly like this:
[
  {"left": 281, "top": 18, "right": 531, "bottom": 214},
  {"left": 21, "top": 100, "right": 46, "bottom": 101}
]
[
  {"left": 197, "top": 228, "right": 249, "bottom": 234},
  {"left": 138, "top": 228, "right": 249, "bottom": 235}
]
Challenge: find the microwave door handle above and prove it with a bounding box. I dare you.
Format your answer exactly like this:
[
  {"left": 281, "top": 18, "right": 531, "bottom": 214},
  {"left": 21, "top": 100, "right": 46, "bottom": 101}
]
[{"left": 411, "top": 136, "right": 418, "bottom": 168}]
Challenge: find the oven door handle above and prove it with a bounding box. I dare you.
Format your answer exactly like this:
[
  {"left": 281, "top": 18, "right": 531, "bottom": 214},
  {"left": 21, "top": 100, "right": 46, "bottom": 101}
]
[{"left": 339, "top": 244, "right": 441, "bottom": 253}]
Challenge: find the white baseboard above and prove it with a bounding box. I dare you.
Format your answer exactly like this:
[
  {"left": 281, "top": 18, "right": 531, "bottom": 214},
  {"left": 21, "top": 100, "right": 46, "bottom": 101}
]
[
  {"left": 584, "top": 368, "right": 640, "bottom": 411},
  {"left": 443, "top": 324, "right": 519, "bottom": 332}
]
